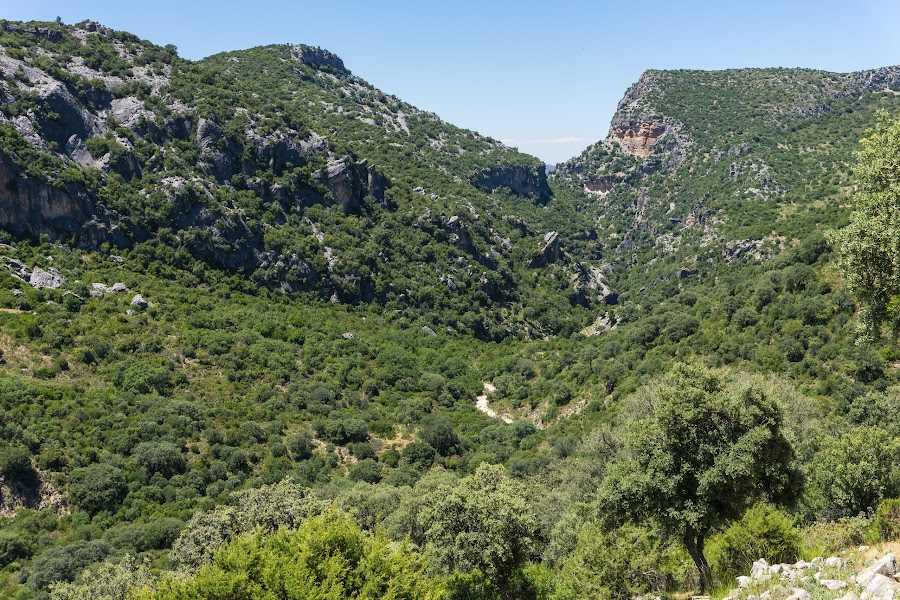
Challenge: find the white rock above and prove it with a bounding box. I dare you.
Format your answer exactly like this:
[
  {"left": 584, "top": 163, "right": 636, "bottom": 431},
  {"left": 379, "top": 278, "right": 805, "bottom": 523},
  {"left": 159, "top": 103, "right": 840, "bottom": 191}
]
[
  {"left": 861, "top": 574, "right": 900, "bottom": 600},
  {"left": 859, "top": 569, "right": 879, "bottom": 587},
  {"left": 826, "top": 557, "right": 847, "bottom": 569},
  {"left": 737, "top": 576, "right": 752, "bottom": 588},
  {"left": 861, "top": 546, "right": 872, "bottom": 552},
  {"left": 873, "top": 555, "right": 897, "bottom": 578},
  {"left": 752, "top": 559, "right": 771, "bottom": 579},
  {"left": 821, "top": 579, "right": 848, "bottom": 591},
  {"left": 787, "top": 588, "right": 811, "bottom": 600},
  {"left": 838, "top": 593, "right": 859, "bottom": 600}
]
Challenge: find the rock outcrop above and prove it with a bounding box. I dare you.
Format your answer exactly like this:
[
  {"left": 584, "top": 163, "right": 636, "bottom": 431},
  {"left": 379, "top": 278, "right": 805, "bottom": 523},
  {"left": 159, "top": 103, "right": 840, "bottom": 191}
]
[
  {"left": 316, "top": 157, "right": 389, "bottom": 215},
  {"left": 290, "top": 45, "right": 350, "bottom": 76},
  {"left": 0, "top": 153, "right": 129, "bottom": 246},
  {"left": 609, "top": 117, "right": 669, "bottom": 157},
  {"left": 472, "top": 164, "right": 552, "bottom": 205}
]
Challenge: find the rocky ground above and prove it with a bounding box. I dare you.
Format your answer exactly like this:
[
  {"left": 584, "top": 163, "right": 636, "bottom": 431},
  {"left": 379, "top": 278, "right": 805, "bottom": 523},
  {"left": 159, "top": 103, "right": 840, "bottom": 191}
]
[{"left": 723, "top": 546, "right": 900, "bottom": 600}]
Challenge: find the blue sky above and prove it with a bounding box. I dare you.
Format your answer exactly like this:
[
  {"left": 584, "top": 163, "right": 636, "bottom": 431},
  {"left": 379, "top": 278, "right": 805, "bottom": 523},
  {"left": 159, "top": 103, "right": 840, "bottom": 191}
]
[{"left": 2, "top": 1, "right": 899, "bottom": 163}]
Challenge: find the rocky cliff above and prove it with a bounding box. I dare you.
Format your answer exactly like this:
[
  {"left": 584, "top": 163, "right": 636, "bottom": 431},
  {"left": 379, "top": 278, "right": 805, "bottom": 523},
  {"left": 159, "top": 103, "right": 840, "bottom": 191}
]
[{"left": 471, "top": 164, "right": 552, "bottom": 205}]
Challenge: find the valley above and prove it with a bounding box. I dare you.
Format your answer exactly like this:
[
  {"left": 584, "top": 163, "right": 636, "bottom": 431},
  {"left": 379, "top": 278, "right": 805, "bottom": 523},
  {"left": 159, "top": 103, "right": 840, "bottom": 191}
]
[{"left": 0, "top": 17, "right": 898, "bottom": 600}]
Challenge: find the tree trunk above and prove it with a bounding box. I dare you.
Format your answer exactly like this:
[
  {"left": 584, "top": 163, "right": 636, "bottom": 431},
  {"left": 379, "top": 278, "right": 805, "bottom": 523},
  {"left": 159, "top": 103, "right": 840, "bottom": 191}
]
[{"left": 683, "top": 525, "right": 713, "bottom": 593}]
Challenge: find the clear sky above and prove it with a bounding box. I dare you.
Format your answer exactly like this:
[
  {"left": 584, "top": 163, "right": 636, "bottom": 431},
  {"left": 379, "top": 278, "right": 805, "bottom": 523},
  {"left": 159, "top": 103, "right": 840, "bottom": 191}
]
[{"left": 2, "top": 0, "right": 899, "bottom": 164}]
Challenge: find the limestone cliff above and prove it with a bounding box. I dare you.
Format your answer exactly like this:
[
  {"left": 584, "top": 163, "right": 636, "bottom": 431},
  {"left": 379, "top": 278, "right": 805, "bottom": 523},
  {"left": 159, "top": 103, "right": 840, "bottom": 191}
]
[{"left": 471, "top": 164, "right": 552, "bottom": 205}]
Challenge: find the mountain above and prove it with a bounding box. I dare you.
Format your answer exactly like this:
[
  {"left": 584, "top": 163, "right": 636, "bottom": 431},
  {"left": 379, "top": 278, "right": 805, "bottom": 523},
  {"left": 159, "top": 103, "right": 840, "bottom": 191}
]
[
  {"left": 553, "top": 66, "right": 900, "bottom": 286},
  {"left": 0, "top": 19, "right": 603, "bottom": 340}
]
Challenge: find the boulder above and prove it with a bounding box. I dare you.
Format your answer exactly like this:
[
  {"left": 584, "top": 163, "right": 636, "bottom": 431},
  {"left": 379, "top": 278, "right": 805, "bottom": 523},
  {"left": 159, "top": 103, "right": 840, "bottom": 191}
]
[
  {"left": 820, "top": 579, "right": 848, "bottom": 591},
  {"left": 752, "top": 559, "right": 772, "bottom": 579},
  {"left": 859, "top": 555, "right": 898, "bottom": 587},
  {"left": 826, "top": 557, "right": 847, "bottom": 569},
  {"left": 111, "top": 282, "right": 128, "bottom": 292},
  {"left": 28, "top": 266, "right": 66, "bottom": 290},
  {"left": 860, "top": 574, "right": 900, "bottom": 600},
  {"left": 130, "top": 294, "right": 148, "bottom": 309},
  {"left": 786, "top": 588, "right": 810, "bottom": 600},
  {"left": 873, "top": 554, "right": 897, "bottom": 578}
]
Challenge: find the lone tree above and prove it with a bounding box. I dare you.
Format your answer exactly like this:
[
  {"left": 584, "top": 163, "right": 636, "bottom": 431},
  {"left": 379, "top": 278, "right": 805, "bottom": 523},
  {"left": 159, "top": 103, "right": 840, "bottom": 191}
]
[
  {"left": 599, "top": 364, "right": 801, "bottom": 592},
  {"left": 832, "top": 112, "right": 900, "bottom": 336}
]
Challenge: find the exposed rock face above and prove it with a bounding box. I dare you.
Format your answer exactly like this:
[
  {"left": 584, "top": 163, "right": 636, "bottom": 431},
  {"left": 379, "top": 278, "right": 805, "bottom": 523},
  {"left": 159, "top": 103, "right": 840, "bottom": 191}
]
[
  {"left": 291, "top": 45, "right": 350, "bottom": 76},
  {"left": 316, "top": 157, "right": 389, "bottom": 215},
  {"left": 472, "top": 164, "right": 552, "bottom": 205},
  {"left": 0, "top": 152, "right": 128, "bottom": 246},
  {"left": 530, "top": 231, "right": 561, "bottom": 268},
  {"left": 609, "top": 117, "right": 669, "bottom": 157},
  {"left": 583, "top": 178, "right": 615, "bottom": 196},
  {"left": 570, "top": 263, "right": 617, "bottom": 306},
  {"left": 0, "top": 21, "right": 63, "bottom": 42}
]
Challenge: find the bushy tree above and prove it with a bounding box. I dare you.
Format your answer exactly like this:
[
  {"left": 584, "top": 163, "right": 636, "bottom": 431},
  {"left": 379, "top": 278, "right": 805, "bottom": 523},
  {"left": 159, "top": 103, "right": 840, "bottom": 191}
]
[
  {"left": 807, "top": 426, "right": 900, "bottom": 520},
  {"left": 554, "top": 523, "right": 688, "bottom": 600},
  {"left": 599, "top": 364, "right": 801, "bottom": 591},
  {"left": 141, "top": 512, "right": 442, "bottom": 600},
  {"left": 28, "top": 540, "right": 110, "bottom": 590},
  {"left": 170, "top": 479, "right": 327, "bottom": 571},
  {"left": 49, "top": 555, "right": 157, "bottom": 600},
  {"left": 831, "top": 113, "right": 900, "bottom": 335},
  {"left": 0, "top": 444, "right": 36, "bottom": 484},
  {"left": 68, "top": 463, "right": 127, "bottom": 515},
  {"left": 132, "top": 441, "right": 185, "bottom": 478},
  {"left": 418, "top": 463, "right": 536, "bottom": 597}
]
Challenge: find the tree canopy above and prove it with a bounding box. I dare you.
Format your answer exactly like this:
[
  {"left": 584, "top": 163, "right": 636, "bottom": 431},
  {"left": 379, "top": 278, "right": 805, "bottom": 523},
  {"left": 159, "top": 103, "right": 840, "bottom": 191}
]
[
  {"left": 599, "top": 364, "right": 801, "bottom": 591},
  {"left": 832, "top": 112, "right": 900, "bottom": 335}
]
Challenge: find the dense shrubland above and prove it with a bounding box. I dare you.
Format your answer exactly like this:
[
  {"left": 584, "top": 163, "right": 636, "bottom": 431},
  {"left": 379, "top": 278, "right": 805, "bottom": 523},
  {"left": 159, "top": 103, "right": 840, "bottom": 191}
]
[{"left": 0, "top": 18, "right": 899, "bottom": 600}]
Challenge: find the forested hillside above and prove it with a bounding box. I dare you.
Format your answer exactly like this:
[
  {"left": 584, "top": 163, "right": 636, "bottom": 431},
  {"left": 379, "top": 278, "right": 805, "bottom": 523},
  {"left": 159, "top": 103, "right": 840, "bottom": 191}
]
[{"left": 0, "top": 18, "right": 898, "bottom": 600}]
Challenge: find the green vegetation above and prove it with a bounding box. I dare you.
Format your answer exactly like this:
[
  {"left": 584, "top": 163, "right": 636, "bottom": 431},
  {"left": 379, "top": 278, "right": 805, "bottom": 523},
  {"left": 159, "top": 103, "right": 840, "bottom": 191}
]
[
  {"left": 598, "top": 365, "right": 800, "bottom": 591},
  {"left": 0, "top": 18, "right": 899, "bottom": 600}
]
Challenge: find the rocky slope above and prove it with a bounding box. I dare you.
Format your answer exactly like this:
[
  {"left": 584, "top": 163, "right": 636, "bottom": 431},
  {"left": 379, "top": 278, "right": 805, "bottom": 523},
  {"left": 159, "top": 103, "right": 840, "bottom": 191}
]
[
  {"left": 0, "top": 19, "right": 591, "bottom": 338},
  {"left": 551, "top": 66, "right": 900, "bottom": 306}
]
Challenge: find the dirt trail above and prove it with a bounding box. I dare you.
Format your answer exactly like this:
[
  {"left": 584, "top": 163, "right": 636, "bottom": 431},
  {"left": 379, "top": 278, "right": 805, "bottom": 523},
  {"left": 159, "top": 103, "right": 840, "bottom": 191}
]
[{"left": 475, "top": 382, "right": 513, "bottom": 423}]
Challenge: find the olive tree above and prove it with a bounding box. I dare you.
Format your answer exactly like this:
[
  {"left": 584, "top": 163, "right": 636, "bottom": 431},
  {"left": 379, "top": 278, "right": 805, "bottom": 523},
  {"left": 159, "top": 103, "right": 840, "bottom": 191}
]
[{"left": 599, "top": 364, "right": 801, "bottom": 592}]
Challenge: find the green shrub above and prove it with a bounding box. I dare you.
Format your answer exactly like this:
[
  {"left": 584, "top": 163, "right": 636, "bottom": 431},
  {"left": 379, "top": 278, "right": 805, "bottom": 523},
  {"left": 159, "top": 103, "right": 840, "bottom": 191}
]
[
  {"left": 804, "top": 516, "right": 872, "bottom": 555},
  {"left": 287, "top": 430, "right": 314, "bottom": 460},
  {"left": 132, "top": 441, "right": 186, "bottom": 477},
  {"left": 348, "top": 458, "right": 382, "bottom": 483},
  {"left": 141, "top": 512, "right": 442, "bottom": 600},
  {"left": 0, "top": 445, "right": 36, "bottom": 483},
  {"left": 874, "top": 497, "right": 900, "bottom": 541},
  {"left": 707, "top": 503, "right": 803, "bottom": 581},
  {"left": 68, "top": 463, "right": 127, "bottom": 515},
  {"left": 0, "top": 531, "right": 28, "bottom": 567},
  {"left": 554, "top": 523, "right": 690, "bottom": 600},
  {"left": 27, "top": 539, "right": 110, "bottom": 590}
]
